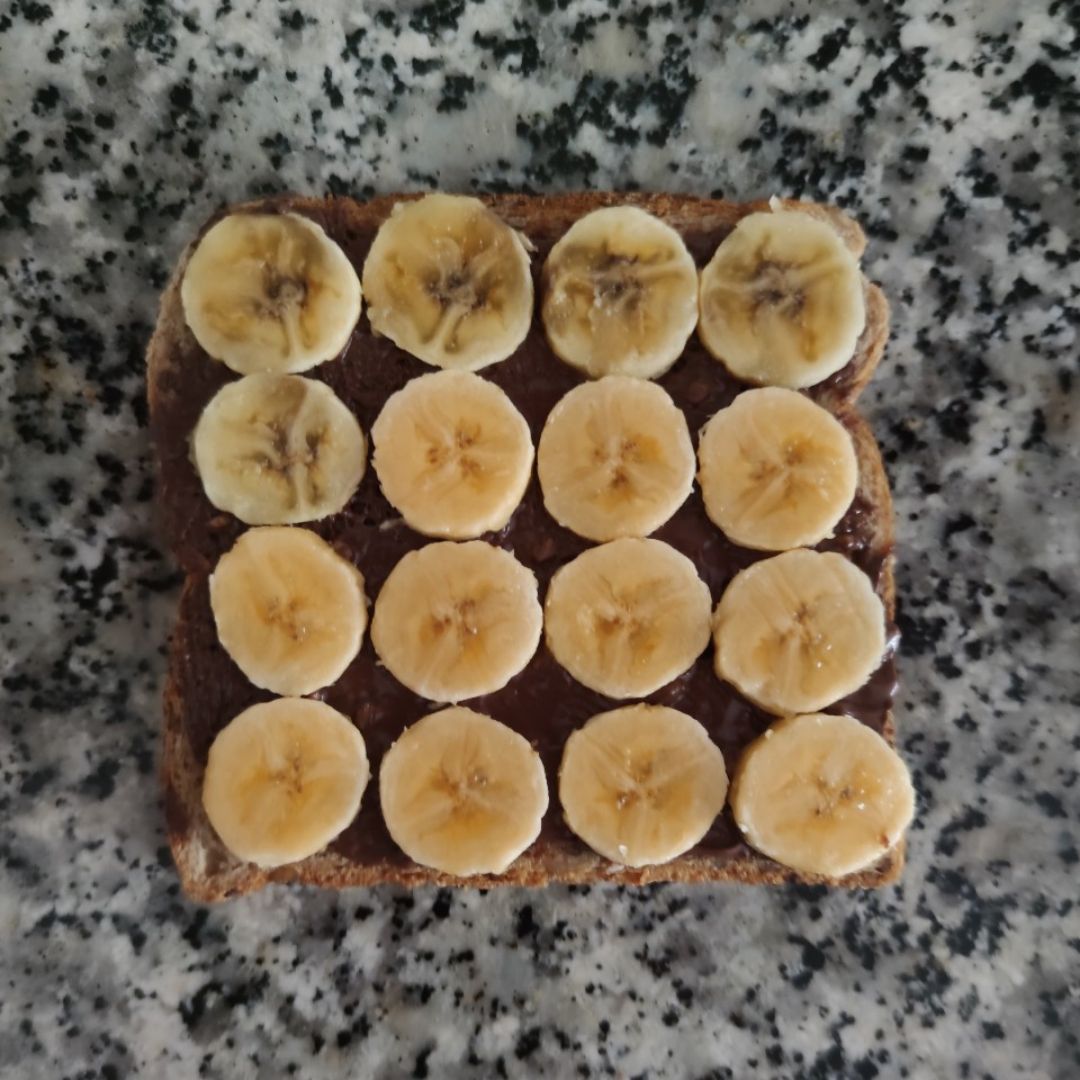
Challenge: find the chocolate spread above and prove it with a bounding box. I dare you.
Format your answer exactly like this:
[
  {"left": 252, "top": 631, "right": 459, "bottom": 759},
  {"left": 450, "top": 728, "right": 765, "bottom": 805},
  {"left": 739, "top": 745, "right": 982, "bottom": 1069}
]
[{"left": 156, "top": 197, "right": 897, "bottom": 871}]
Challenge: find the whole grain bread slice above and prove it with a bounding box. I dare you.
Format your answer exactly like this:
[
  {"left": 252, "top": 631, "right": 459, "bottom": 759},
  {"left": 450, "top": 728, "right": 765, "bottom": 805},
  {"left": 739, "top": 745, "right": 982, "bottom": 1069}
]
[
  {"left": 149, "top": 192, "right": 898, "bottom": 902},
  {"left": 161, "top": 419, "right": 897, "bottom": 903}
]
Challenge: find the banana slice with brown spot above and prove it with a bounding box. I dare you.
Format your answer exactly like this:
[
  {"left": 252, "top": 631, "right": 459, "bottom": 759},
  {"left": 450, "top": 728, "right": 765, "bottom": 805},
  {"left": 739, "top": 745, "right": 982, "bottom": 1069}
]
[
  {"left": 379, "top": 707, "right": 548, "bottom": 876},
  {"left": 712, "top": 549, "right": 886, "bottom": 715},
  {"left": 697, "top": 387, "right": 858, "bottom": 551},
  {"left": 361, "top": 194, "right": 534, "bottom": 371},
  {"left": 542, "top": 206, "right": 699, "bottom": 379},
  {"left": 191, "top": 374, "right": 366, "bottom": 525},
  {"left": 698, "top": 210, "right": 865, "bottom": 388},
  {"left": 181, "top": 213, "right": 362, "bottom": 375},
  {"left": 731, "top": 712, "right": 914, "bottom": 878},
  {"left": 544, "top": 538, "right": 712, "bottom": 699}
]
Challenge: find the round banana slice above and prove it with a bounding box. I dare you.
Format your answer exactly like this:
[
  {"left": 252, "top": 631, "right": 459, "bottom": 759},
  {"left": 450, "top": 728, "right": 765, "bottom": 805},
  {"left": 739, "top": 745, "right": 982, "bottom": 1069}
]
[
  {"left": 542, "top": 206, "right": 699, "bottom": 379},
  {"left": 698, "top": 210, "right": 866, "bottom": 389},
  {"left": 372, "top": 370, "right": 533, "bottom": 539},
  {"left": 559, "top": 704, "right": 728, "bottom": 867},
  {"left": 697, "top": 387, "right": 858, "bottom": 551},
  {"left": 209, "top": 527, "right": 367, "bottom": 696},
  {"left": 544, "top": 538, "right": 712, "bottom": 699},
  {"left": 371, "top": 541, "right": 542, "bottom": 702},
  {"left": 203, "top": 698, "right": 369, "bottom": 868},
  {"left": 361, "top": 194, "right": 533, "bottom": 371},
  {"left": 731, "top": 712, "right": 914, "bottom": 878},
  {"left": 379, "top": 707, "right": 548, "bottom": 876},
  {"left": 537, "top": 376, "right": 694, "bottom": 542},
  {"left": 181, "top": 212, "right": 362, "bottom": 375},
  {"left": 713, "top": 549, "right": 885, "bottom": 715},
  {"left": 192, "top": 373, "right": 366, "bottom": 525}
]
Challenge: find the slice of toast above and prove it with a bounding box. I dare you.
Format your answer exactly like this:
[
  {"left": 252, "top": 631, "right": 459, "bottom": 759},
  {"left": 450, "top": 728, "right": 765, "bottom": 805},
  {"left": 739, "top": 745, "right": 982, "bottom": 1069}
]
[{"left": 148, "top": 192, "right": 897, "bottom": 902}]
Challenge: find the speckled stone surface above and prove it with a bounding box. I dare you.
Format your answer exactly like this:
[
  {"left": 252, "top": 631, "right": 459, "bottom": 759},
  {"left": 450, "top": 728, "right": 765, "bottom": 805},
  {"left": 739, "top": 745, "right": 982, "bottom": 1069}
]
[{"left": 2, "top": 1, "right": 1078, "bottom": 1077}]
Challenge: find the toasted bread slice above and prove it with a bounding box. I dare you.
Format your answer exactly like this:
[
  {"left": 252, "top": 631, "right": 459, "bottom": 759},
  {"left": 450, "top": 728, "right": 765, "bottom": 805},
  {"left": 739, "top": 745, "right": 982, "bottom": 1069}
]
[
  {"left": 148, "top": 192, "right": 897, "bottom": 902},
  {"left": 162, "top": 417, "right": 897, "bottom": 902}
]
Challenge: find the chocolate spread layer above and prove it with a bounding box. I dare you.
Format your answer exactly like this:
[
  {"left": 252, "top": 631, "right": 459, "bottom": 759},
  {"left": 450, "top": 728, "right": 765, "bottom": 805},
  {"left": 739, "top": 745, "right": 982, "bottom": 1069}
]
[{"left": 157, "top": 197, "right": 897, "bottom": 870}]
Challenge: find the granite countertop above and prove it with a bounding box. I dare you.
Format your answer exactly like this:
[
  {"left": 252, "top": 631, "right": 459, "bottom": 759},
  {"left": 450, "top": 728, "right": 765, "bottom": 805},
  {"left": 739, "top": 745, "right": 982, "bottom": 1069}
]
[{"left": 2, "top": 2, "right": 1078, "bottom": 1077}]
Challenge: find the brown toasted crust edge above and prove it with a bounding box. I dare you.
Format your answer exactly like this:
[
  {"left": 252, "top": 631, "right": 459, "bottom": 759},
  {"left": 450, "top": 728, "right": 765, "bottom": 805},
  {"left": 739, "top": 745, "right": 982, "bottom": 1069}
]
[{"left": 151, "top": 192, "right": 899, "bottom": 902}]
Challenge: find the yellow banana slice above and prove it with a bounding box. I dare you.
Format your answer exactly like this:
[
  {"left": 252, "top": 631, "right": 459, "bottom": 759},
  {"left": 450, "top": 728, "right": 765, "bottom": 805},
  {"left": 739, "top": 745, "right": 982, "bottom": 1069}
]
[
  {"left": 202, "top": 698, "right": 369, "bottom": 868},
  {"left": 731, "top": 712, "right": 914, "bottom": 878},
  {"left": 697, "top": 387, "right": 858, "bottom": 551},
  {"left": 542, "top": 206, "right": 699, "bottom": 379},
  {"left": 181, "top": 212, "right": 362, "bottom": 375},
  {"left": 371, "top": 541, "right": 542, "bottom": 702},
  {"left": 361, "top": 194, "right": 533, "bottom": 371},
  {"left": 371, "top": 370, "right": 533, "bottom": 539},
  {"left": 712, "top": 549, "right": 885, "bottom": 715},
  {"left": 559, "top": 704, "right": 728, "bottom": 867},
  {"left": 209, "top": 527, "right": 367, "bottom": 696},
  {"left": 192, "top": 374, "right": 366, "bottom": 525},
  {"left": 537, "top": 376, "right": 695, "bottom": 542},
  {"left": 379, "top": 707, "right": 548, "bottom": 876},
  {"left": 698, "top": 210, "right": 865, "bottom": 388},
  {"left": 544, "top": 538, "right": 712, "bottom": 698}
]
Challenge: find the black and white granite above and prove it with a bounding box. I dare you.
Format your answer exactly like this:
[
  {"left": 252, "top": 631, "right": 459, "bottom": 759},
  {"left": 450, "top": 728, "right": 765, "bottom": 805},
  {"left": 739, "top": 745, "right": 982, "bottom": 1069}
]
[{"left": 2, "top": 1, "right": 1078, "bottom": 1076}]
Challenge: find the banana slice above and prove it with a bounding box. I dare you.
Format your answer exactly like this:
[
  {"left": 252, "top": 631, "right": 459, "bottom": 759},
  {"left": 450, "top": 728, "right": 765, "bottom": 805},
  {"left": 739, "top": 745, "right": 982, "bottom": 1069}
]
[
  {"left": 361, "top": 194, "right": 533, "bottom": 371},
  {"left": 544, "top": 538, "right": 711, "bottom": 698},
  {"left": 181, "top": 212, "right": 362, "bottom": 375},
  {"left": 559, "top": 704, "right": 728, "bottom": 867},
  {"left": 209, "top": 527, "right": 366, "bottom": 696},
  {"left": 698, "top": 210, "right": 865, "bottom": 389},
  {"left": 541, "top": 206, "right": 698, "bottom": 379},
  {"left": 713, "top": 549, "right": 885, "bottom": 715},
  {"left": 192, "top": 373, "right": 366, "bottom": 525},
  {"left": 202, "top": 698, "right": 369, "bottom": 868},
  {"left": 371, "top": 370, "right": 533, "bottom": 539},
  {"left": 537, "top": 376, "right": 695, "bottom": 542},
  {"left": 379, "top": 707, "right": 548, "bottom": 876},
  {"left": 731, "top": 712, "right": 914, "bottom": 878},
  {"left": 697, "top": 387, "right": 858, "bottom": 551},
  {"left": 371, "top": 541, "right": 542, "bottom": 702}
]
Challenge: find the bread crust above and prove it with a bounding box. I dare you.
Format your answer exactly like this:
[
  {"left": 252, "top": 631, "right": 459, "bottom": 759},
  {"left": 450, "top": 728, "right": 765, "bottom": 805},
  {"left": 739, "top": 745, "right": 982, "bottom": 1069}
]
[{"left": 150, "top": 192, "right": 898, "bottom": 902}]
